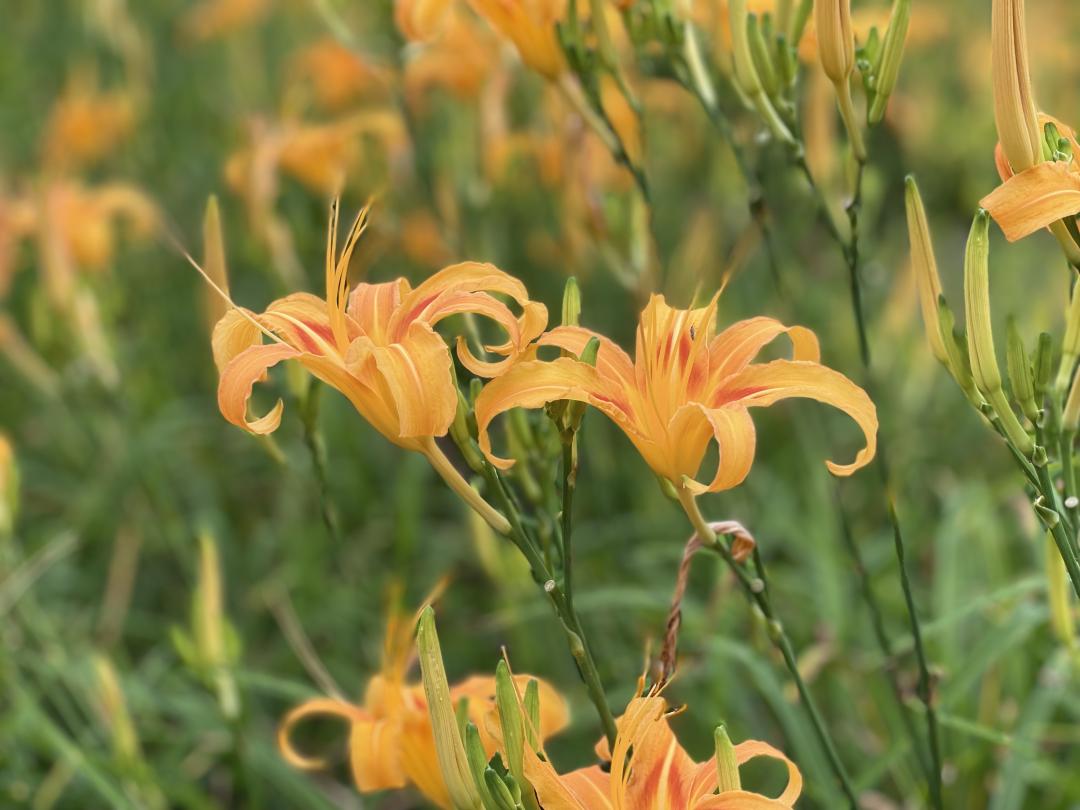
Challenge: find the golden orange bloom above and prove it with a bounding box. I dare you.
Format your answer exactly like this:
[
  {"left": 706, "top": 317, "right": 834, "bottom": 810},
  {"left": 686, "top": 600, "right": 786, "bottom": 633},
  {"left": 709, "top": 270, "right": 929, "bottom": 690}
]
[
  {"left": 395, "top": 0, "right": 453, "bottom": 41},
  {"left": 278, "top": 588, "right": 569, "bottom": 808},
  {"left": 287, "top": 38, "right": 389, "bottom": 113},
  {"left": 42, "top": 78, "right": 136, "bottom": 171},
  {"left": 180, "top": 0, "right": 270, "bottom": 42},
  {"left": 523, "top": 694, "right": 802, "bottom": 809},
  {"left": 476, "top": 294, "right": 876, "bottom": 494},
  {"left": 403, "top": 12, "right": 499, "bottom": 105},
  {"left": 468, "top": 0, "right": 567, "bottom": 80},
  {"left": 992, "top": 0, "right": 1040, "bottom": 174}
]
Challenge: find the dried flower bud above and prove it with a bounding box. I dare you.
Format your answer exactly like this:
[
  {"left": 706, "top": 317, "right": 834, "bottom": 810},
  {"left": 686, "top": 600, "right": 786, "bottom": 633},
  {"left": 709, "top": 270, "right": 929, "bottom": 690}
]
[{"left": 992, "top": 0, "right": 1040, "bottom": 172}]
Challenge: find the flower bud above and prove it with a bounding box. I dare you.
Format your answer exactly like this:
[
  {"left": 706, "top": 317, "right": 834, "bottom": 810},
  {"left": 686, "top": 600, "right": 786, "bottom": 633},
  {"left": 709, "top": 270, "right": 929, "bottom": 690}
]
[
  {"left": 92, "top": 655, "right": 140, "bottom": 764},
  {"left": 747, "top": 15, "right": 778, "bottom": 100},
  {"left": 730, "top": 0, "right": 794, "bottom": 143},
  {"left": 868, "top": 0, "right": 910, "bottom": 124},
  {"left": 202, "top": 196, "right": 231, "bottom": 335},
  {"left": 0, "top": 435, "right": 18, "bottom": 536},
  {"left": 561, "top": 277, "right": 581, "bottom": 328},
  {"left": 417, "top": 607, "right": 484, "bottom": 810},
  {"left": 1033, "top": 331, "right": 1053, "bottom": 399},
  {"left": 1057, "top": 281, "right": 1080, "bottom": 394},
  {"left": 904, "top": 176, "right": 948, "bottom": 364},
  {"left": 813, "top": 0, "right": 854, "bottom": 85},
  {"left": 965, "top": 210, "right": 1034, "bottom": 455},
  {"left": 714, "top": 725, "right": 741, "bottom": 792},
  {"left": 936, "top": 298, "right": 983, "bottom": 407},
  {"left": 992, "top": 0, "right": 1040, "bottom": 172},
  {"left": 1005, "top": 318, "right": 1039, "bottom": 423}
]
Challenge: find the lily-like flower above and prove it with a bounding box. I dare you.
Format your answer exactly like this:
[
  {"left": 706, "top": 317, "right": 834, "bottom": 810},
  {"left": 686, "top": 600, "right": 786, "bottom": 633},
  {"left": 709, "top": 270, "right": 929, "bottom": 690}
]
[
  {"left": 476, "top": 294, "right": 876, "bottom": 495},
  {"left": 522, "top": 693, "right": 802, "bottom": 809},
  {"left": 468, "top": 0, "right": 567, "bottom": 81},
  {"left": 42, "top": 76, "right": 136, "bottom": 172},
  {"left": 211, "top": 202, "right": 546, "bottom": 531},
  {"left": 991, "top": 0, "right": 1040, "bottom": 174},
  {"left": 981, "top": 114, "right": 1080, "bottom": 244},
  {"left": 278, "top": 588, "right": 569, "bottom": 808},
  {"left": 396, "top": 0, "right": 453, "bottom": 41}
]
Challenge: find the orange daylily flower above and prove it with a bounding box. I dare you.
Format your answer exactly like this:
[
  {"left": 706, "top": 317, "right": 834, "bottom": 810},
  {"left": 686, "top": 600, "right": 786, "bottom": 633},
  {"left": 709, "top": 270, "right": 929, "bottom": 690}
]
[
  {"left": 42, "top": 78, "right": 136, "bottom": 171},
  {"left": 403, "top": 11, "right": 499, "bottom": 106},
  {"left": 476, "top": 294, "right": 876, "bottom": 494},
  {"left": 468, "top": 0, "right": 568, "bottom": 81},
  {"left": 395, "top": 0, "right": 453, "bottom": 41},
  {"left": 180, "top": 0, "right": 270, "bottom": 42},
  {"left": 211, "top": 202, "right": 546, "bottom": 529},
  {"left": 523, "top": 694, "right": 802, "bottom": 809},
  {"left": 278, "top": 588, "right": 569, "bottom": 808},
  {"left": 287, "top": 38, "right": 390, "bottom": 113},
  {"left": 981, "top": 114, "right": 1080, "bottom": 243}
]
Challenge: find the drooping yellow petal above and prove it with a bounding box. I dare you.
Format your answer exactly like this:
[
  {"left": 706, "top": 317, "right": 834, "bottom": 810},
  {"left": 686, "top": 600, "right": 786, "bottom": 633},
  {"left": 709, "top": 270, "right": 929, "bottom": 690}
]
[
  {"left": 538, "top": 326, "right": 636, "bottom": 385},
  {"left": 981, "top": 161, "right": 1080, "bottom": 242},
  {"left": 731, "top": 740, "right": 803, "bottom": 806},
  {"left": 673, "top": 405, "right": 758, "bottom": 495},
  {"left": 715, "top": 360, "right": 878, "bottom": 476},
  {"left": 218, "top": 342, "right": 300, "bottom": 434},
  {"left": 474, "top": 357, "right": 634, "bottom": 469},
  {"left": 211, "top": 308, "right": 262, "bottom": 372}
]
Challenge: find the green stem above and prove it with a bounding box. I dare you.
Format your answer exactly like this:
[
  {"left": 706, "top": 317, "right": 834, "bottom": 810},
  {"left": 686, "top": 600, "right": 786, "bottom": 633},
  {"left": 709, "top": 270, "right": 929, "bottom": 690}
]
[
  {"left": 677, "top": 489, "right": 860, "bottom": 810},
  {"left": 560, "top": 437, "right": 578, "bottom": 616},
  {"left": 481, "top": 463, "right": 618, "bottom": 747},
  {"left": 299, "top": 381, "right": 340, "bottom": 543}
]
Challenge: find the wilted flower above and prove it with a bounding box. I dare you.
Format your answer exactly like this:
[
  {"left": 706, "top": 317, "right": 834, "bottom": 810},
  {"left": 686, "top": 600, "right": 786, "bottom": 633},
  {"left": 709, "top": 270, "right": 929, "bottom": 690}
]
[
  {"left": 279, "top": 589, "right": 568, "bottom": 808},
  {"left": 477, "top": 294, "right": 876, "bottom": 494},
  {"left": 521, "top": 692, "right": 803, "bottom": 809}
]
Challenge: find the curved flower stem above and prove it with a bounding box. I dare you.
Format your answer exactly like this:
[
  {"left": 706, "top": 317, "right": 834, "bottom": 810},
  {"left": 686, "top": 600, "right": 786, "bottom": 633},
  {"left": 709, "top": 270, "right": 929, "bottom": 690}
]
[
  {"left": 676, "top": 488, "right": 860, "bottom": 810},
  {"left": 480, "top": 461, "right": 619, "bottom": 747},
  {"left": 423, "top": 439, "right": 511, "bottom": 536}
]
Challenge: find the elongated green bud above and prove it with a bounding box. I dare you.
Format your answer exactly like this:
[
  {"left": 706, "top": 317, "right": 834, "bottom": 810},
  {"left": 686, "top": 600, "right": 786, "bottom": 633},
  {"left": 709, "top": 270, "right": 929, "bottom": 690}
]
[
  {"left": 868, "top": 0, "right": 910, "bottom": 123},
  {"left": 523, "top": 680, "right": 541, "bottom": 748},
  {"left": 1006, "top": 318, "right": 1039, "bottom": 423},
  {"left": 561, "top": 277, "right": 581, "bottom": 328},
  {"left": 0, "top": 435, "right": 17, "bottom": 536},
  {"left": 464, "top": 723, "right": 498, "bottom": 809},
  {"left": 964, "top": 211, "right": 1001, "bottom": 395},
  {"left": 1057, "top": 281, "right": 1080, "bottom": 394},
  {"left": 417, "top": 608, "right": 483, "bottom": 810},
  {"left": 1034, "top": 332, "right": 1053, "bottom": 399},
  {"left": 937, "top": 298, "right": 982, "bottom": 406},
  {"left": 748, "top": 15, "right": 778, "bottom": 99},
  {"left": 1064, "top": 366, "right": 1080, "bottom": 432},
  {"left": 714, "top": 725, "right": 741, "bottom": 792},
  {"left": 485, "top": 768, "right": 524, "bottom": 810},
  {"left": 730, "top": 0, "right": 795, "bottom": 143},
  {"left": 965, "top": 210, "right": 1034, "bottom": 454},
  {"left": 494, "top": 661, "right": 533, "bottom": 807}
]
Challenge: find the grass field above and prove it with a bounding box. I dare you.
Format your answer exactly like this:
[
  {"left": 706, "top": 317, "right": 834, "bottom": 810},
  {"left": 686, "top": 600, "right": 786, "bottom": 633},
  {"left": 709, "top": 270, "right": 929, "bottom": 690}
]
[{"left": 3, "top": 1, "right": 1080, "bottom": 808}]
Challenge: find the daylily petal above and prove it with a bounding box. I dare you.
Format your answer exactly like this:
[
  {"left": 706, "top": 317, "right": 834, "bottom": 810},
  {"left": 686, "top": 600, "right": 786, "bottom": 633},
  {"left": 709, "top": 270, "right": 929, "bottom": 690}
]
[
  {"left": 981, "top": 161, "right": 1080, "bottom": 242},
  {"left": 715, "top": 360, "right": 877, "bottom": 476},
  {"left": 392, "top": 261, "right": 535, "bottom": 333},
  {"left": 345, "top": 321, "right": 456, "bottom": 440},
  {"left": 696, "top": 792, "right": 795, "bottom": 809},
  {"left": 673, "top": 405, "right": 758, "bottom": 495},
  {"left": 262, "top": 292, "right": 344, "bottom": 356},
  {"left": 474, "top": 357, "right": 634, "bottom": 469},
  {"left": 211, "top": 307, "right": 262, "bottom": 372},
  {"left": 523, "top": 747, "right": 594, "bottom": 810},
  {"left": 709, "top": 317, "right": 821, "bottom": 383},
  {"left": 278, "top": 697, "right": 410, "bottom": 792},
  {"left": 732, "top": 740, "right": 803, "bottom": 806},
  {"left": 347, "top": 278, "right": 409, "bottom": 342},
  {"left": 538, "top": 325, "right": 636, "bottom": 385},
  {"left": 218, "top": 342, "right": 300, "bottom": 434}
]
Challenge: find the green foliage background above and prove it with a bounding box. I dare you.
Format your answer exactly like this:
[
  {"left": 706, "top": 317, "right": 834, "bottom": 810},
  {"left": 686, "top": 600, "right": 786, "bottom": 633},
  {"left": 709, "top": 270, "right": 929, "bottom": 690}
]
[{"left": 3, "top": 1, "right": 1080, "bottom": 808}]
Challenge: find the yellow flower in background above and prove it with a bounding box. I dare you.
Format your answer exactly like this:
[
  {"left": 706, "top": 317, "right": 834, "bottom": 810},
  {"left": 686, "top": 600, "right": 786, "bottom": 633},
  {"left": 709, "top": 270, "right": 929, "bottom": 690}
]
[
  {"left": 476, "top": 294, "right": 876, "bottom": 494},
  {"left": 287, "top": 38, "right": 390, "bottom": 113},
  {"left": 468, "top": 0, "right": 567, "bottom": 80},
  {"left": 522, "top": 694, "right": 803, "bottom": 809},
  {"left": 180, "top": 0, "right": 270, "bottom": 42},
  {"left": 395, "top": 0, "right": 453, "bottom": 41},
  {"left": 42, "top": 76, "right": 136, "bottom": 171},
  {"left": 278, "top": 586, "right": 569, "bottom": 808}
]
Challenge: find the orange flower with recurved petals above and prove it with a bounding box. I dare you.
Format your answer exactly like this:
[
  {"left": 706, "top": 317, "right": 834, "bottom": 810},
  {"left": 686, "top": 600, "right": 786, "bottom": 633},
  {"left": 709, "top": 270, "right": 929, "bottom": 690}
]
[
  {"left": 468, "top": 0, "right": 567, "bottom": 80},
  {"left": 211, "top": 202, "right": 547, "bottom": 530},
  {"left": 476, "top": 294, "right": 876, "bottom": 494},
  {"left": 279, "top": 585, "right": 569, "bottom": 808},
  {"left": 522, "top": 693, "right": 802, "bottom": 809}
]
